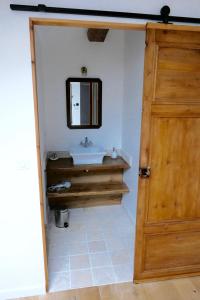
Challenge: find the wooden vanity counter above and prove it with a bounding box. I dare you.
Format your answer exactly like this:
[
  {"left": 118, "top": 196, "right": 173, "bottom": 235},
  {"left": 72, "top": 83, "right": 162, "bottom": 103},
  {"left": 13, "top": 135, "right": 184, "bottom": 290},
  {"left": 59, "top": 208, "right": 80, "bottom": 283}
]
[
  {"left": 47, "top": 156, "right": 129, "bottom": 209},
  {"left": 47, "top": 156, "right": 129, "bottom": 172}
]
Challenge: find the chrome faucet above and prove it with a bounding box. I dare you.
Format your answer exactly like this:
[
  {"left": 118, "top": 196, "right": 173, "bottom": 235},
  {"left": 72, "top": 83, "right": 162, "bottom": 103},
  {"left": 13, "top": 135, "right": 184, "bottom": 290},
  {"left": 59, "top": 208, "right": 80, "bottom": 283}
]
[{"left": 80, "top": 137, "right": 93, "bottom": 148}]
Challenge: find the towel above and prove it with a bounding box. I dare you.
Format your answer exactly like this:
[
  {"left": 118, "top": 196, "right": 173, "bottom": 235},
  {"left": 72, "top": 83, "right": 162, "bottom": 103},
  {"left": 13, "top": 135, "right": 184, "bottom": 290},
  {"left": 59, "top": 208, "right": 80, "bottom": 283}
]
[{"left": 48, "top": 181, "right": 71, "bottom": 192}]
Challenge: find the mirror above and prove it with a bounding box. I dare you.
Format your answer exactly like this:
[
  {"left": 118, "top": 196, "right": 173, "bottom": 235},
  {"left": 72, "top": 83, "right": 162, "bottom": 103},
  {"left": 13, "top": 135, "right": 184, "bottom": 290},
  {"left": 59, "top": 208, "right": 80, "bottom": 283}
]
[{"left": 66, "top": 78, "right": 102, "bottom": 129}]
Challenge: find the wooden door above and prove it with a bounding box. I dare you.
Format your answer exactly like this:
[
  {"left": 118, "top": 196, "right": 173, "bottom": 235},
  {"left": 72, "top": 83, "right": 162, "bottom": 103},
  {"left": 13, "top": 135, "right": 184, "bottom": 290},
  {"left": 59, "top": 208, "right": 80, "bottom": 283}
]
[{"left": 134, "top": 26, "right": 200, "bottom": 282}]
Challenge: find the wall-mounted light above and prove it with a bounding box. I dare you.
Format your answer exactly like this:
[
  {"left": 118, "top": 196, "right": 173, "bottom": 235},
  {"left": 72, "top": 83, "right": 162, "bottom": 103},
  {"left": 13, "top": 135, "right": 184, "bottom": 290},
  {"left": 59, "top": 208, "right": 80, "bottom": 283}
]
[{"left": 81, "top": 66, "right": 87, "bottom": 76}]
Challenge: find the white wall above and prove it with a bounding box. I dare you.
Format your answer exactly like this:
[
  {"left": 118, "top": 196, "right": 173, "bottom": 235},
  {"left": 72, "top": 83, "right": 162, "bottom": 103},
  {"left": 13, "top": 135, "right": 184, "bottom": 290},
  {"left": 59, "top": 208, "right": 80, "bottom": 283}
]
[
  {"left": 0, "top": 3, "right": 46, "bottom": 299},
  {"left": 1, "top": 0, "right": 200, "bottom": 298},
  {"left": 122, "top": 31, "right": 145, "bottom": 223},
  {"left": 35, "top": 26, "right": 124, "bottom": 152}
]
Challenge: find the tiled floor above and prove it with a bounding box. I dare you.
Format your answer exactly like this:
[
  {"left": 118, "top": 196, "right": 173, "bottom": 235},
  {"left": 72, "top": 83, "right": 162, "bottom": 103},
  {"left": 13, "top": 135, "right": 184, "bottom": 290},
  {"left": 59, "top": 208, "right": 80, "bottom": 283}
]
[{"left": 47, "top": 205, "right": 135, "bottom": 292}]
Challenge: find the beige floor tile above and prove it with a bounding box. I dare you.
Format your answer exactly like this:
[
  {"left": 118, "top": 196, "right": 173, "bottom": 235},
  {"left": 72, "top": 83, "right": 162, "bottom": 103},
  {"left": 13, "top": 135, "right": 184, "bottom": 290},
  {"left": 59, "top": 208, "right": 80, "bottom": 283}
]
[
  {"left": 103, "top": 229, "right": 120, "bottom": 239},
  {"left": 105, "top": 238, "right": 128, "bottom": 251},
  {"left": 86, "top": 230, "right": 104, "bottom": 241},
  {"left": 92, "top": 266, "right": 116, "bottom": 285},
  {"left": 49, "top": 272, "right": 70, "bottom": 292},
  {"left": 70, "top": 269, "right": 93, "bottom": 288},
  {"left": 48, "top": 244, "right": 69, "bottom": 258},
  {"left": 48, "top": 257, "right": 69, "bottom": 273},
  {"left": 67, "top": 242, "right": 88, "bottom": 255},
  {"left": 69, "top": 254, "right": 90, "bottom": 270},
  {"left": 114, "top": 264, "right": 133, "bottom": 282},
  {"left": 88, "top": 241, "right": 106, "bottom": 253},
  {"left": 90, "top": 253, "right": 112, "bottom": 267},
  {"left": 111, "top": 250, "right": 132, "bottom": 265}
]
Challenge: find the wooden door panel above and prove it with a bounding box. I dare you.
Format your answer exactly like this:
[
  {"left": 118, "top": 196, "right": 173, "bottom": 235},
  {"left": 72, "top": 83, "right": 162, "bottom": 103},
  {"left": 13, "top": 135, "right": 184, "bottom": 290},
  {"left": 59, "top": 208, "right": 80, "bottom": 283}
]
[
  {"left": 156, "top": 47, "right": 200, "bottom": 101},
  {"left": 134, "top": 27, "right": 200, "bottom": 282},
  {"left": 152, "top": 104, "right": 200, "bottom": 116},
  {"left": 147, "top": 117, "right": 200, "bottom": 223},
  {"left": 144, "top": 231, "right": 200, "bottom": 271},
  {"left": 155, "top": 29, "right": 200, "bottom": 45}
]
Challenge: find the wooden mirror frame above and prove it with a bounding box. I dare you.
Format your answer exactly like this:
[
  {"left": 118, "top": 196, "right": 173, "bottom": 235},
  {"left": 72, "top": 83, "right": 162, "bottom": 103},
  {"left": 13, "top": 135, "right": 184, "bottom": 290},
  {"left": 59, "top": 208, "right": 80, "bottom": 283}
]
[{"left": 66, "top": 77, "right": 102, "bottom": 129}]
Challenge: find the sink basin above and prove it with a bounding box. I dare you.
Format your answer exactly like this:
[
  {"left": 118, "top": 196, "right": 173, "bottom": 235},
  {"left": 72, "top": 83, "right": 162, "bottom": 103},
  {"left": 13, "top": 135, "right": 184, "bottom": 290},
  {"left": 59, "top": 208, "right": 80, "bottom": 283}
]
[{"left": 70, "top": 145, "right": 106, "bottom": 165}]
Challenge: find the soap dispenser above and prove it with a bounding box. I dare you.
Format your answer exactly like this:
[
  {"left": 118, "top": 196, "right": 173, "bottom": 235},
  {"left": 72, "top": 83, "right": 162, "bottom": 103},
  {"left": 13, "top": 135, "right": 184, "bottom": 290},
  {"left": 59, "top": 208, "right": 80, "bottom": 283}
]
[{"left": 111, "top": 147, "right": 118, "bottom": 159}]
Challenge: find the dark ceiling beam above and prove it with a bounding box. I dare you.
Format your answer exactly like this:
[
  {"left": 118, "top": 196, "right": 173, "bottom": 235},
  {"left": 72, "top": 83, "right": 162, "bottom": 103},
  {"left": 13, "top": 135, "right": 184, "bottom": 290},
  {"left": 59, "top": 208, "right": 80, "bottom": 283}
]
[
  {"left": 10, "top": 4, "right": 200, "bottom": 25},
  {"left": 87, "top": 29, "right": 109, "bottom": 42}
]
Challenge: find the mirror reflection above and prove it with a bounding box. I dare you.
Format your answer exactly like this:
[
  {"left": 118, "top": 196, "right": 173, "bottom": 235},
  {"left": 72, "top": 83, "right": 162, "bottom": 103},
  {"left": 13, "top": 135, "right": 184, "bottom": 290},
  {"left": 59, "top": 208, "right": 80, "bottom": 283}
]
[{"left": 66, "top": 78, "right": 102, "bottom": 129}]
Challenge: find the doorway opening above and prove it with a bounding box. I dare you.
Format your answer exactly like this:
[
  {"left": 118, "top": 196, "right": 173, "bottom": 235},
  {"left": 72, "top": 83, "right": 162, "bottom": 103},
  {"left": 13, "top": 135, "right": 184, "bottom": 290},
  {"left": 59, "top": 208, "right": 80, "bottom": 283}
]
[{"left": 30, "top": 18, "right": 146, "bottom": 292}]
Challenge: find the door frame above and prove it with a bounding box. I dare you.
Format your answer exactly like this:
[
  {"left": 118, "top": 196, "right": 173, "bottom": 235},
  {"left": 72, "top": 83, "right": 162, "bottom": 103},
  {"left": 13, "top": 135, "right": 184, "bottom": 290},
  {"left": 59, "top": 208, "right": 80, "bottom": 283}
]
[{"left": 29, "top": 17, "right": 200, "bottom": 291}]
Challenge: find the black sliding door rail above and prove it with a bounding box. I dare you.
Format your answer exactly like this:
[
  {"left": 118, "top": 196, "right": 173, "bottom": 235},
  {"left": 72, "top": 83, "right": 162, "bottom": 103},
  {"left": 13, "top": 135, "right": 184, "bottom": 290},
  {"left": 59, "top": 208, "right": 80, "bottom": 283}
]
[{"left": 10, "top": 4, "right": 200, "bottom": 25}]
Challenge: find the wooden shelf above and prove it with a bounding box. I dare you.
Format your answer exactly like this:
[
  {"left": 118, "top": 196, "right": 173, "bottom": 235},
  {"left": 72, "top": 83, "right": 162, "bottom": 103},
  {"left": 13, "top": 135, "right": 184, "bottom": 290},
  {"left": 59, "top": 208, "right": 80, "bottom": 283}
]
[
  {"left": 46, "top": 156, "right": 130, "bottom": 209},
  {"left": 47, "top": 182, "right": 129, "bottom": 198},
  {"left": 49, "top": 195, "right": 123, "bottom": 209}
]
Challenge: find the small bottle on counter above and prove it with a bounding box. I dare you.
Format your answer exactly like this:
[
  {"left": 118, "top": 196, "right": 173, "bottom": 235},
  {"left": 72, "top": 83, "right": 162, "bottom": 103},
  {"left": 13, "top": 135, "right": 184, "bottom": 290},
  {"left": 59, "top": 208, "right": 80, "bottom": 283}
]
[{"left": 111, "top": 147, "right": 118, "bottom": 159}]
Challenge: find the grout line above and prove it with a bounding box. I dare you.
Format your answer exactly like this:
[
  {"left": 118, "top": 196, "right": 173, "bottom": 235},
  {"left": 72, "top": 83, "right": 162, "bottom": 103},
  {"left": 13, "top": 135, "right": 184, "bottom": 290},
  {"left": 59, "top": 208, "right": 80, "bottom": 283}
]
[
  {"left": 51, "top": 263, "right": 124, "bottom": 273},
  {"left": 68, "top": 257, "right": 72, "bottom": 289},
  {"left": 86, "top": 239, "right": 95, "bottom": 286}
]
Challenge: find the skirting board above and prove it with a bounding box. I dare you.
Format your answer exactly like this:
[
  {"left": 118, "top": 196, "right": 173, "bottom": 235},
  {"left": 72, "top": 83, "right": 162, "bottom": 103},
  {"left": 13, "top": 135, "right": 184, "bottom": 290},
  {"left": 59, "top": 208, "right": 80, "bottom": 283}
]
[{"left": 0, "top": 285, "right": 45, "bottom": 300}]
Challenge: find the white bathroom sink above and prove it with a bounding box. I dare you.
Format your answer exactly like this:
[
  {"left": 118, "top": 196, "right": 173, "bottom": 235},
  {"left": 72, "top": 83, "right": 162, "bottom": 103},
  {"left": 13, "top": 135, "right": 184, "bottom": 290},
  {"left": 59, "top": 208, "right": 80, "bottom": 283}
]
[{"left": 70, "top": 145, "right": 106, "bottom": 165}]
